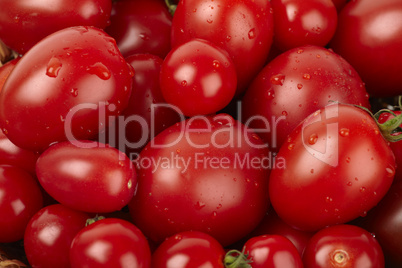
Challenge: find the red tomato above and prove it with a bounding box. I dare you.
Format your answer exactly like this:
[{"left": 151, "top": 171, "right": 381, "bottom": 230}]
[
  {"left": 241, "top": 234, "right": 303, "bottom": 268},
  {"left": 330, "top": 0, "right": 402, "bottom": 97},
  {"left": 270, "top": 0, "right": 338, "bottom": 51},
  {"left": 0, "top": 165, "right": 43, "bottom": 243},
  {"left": 302, "top": 224, "right": 384, "bottom": 267},
  {"left": 70, "top": 218, "right": 151, "bottom": 268},
  {"left": 24, "top": 204, "right": 89, "bottom": 268},
  {"left": 269, "top": 103, "right": 395, "bottom": 231},
  {"left": 171, "top": 0, "right": 274, "bottom": 94},
  {"left": 0, "top": 0, "right": 112, "bottom": 54},
  {"left": 36, "top": 141, "right": 136, "bottom": 213},
  {"left": 152, "top": 231, "right": 225, "bottom": 268},
  {"left": 0, "top": 26, "right": 133, "bottom": 152},
  {"left": 105, "top": 0, "right": 172, "bottom": 58},
  {"left": 129, "top": 114, "right": 271, "bottom": 246},
  {"left": 102, "top": 53, "right": 183, "bottom": 157},
  {"left": 241, "top": 45, "right": 370, "bottom": 152},
  {"left": 160, "top": 39, "right": 237, "bottom": 116},
  {"left": 0, "top": 57, "right": 20, "bottom": 92}
]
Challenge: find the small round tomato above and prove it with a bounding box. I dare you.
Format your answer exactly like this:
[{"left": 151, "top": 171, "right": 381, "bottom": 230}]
[
  {"left": 269, "top": 103, "right": 395, "bottom": 231},
  {"left": 270, "top": 0, "right": 338, "bottom": 51},
  {"left": 0, "top": 165, "right": 43, "bottom": 243},
  {"left": 105, "top": 0, "right": 172, "bottom": 58},
  {"left": 0, "top": 0, "right": 112, "bottom": 54},
  {"left": 24, "top": 204, "right": 89, "bottom": 268},
  {"left": 152, "top": 231, "right": 225, "bottom": 268},
  {"left": 160, "top": 39, "right": 237, "bottom": 116},
  {"left": 330, "top": 0, "right": 402, "bottom": 97},
  {"left": 0, "top": 26, "right": 133, "bottom": 152},
  {"left": 36, "top": 141, "right": 136, "bottom": 213},
  {"left": 302, "top": 224, "right": 384, "bottom": 268},
  {"left": 70, "top": 218, "right": 151, "bottom": 268},
  {"left": 171, "top": 0, "right": 274, "bottom": 94}
]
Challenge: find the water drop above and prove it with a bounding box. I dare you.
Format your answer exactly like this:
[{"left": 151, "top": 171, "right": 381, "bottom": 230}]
[
  {"left": 347, "top": 181, "right": 352, "bottom": 186},
  {"left": 248, "top": 28, "right": 256, "bottom": 39},
  {"left": 195, "top": 201, "right": 205, "bottom": 209},
  {"left": 360, "top": 187, "right": 366, "bottom": 193},
  {"left": 346, "top": 157, "right": 351, "bottom": 163},
  {"left": 181, "top": 80, "right": 187, "bottom": 86},
  {"left": 265, "top": 89, "right": 275, "bottom": 100},
  {"left": 386, "top": 165, "right": 395, "bottom": 178},
  {"left": 207, "top": 18, "right": 213, "bottom": 23},
  {"left": 70, "top": 88, "right": 78, "bottom": 97},
  {"left": 46, "top": 57, "right": 62, "bottom": 78},
  {"left": 339, "top": 128, "right": 350, "bottom": 137},
  {"left": 174, "top": 234, "right": 183, "bottom": 240},
  {"left": 138, "top": 32, "right": 150, "bottom": 40},
  {"left": 212, "top": 60, "right": 220, "bottom": 68},
  {"left": 217, "top": 204, "right": 222, "bottom": 209},
  {"left": 176, "top": 148, "right": 181, "bottom": 154},
  {"left": 2, "top": 128, "right": 8, "bottom": 134},
  {"left": 326, "top": 196, "right": 333, "bottom": 202},
  {"left": 308, "top": 133, "right": 318, "bottom": 145},
  {"left": 297, "top": 49, "right": 304, "bottom": 54},
  {"left": 211, "top": 211, "right": 217, "bottom": 218},
  {"left": 288, "top": 143, "right": 295, "bottom": 150},
  {"left": 303, "top": 73, "right": 311, "bottom": 80},
  {"left": 282, "top": 111, "right": 288, "bottom": 116},
  {"left": 270, "top": 74, "right": 285, "bottom": 86},
  {"left": 297, "top": 83, "right": 303, "bottom": 89},
  {"left": 86, "top": 62, "right": 111, "bottom": 80},
  {"left": 310, "top": 169, "right": 314, "bottom": 174}
]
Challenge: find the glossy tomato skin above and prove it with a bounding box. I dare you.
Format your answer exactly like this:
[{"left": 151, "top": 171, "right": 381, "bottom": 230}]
[
  {"left": 129, "top": 114, "right": 271, "bottom": 246},
  {"left": 70, "top": 218, "right": 151, "bottom": 268},
  {"left": 36, "top": 141, "right": 136, "bottom": 213},
  {"left": 171, "top": 0, "right": 274, "bottom": 94},
  {"left": 103, "top": 53, "right": 183, "bottom": 157},
  {"left": 24, "top": 204, "right": 89, "bottom": 268},
  {"left": 302, "top": 224, "right": 384, "bottom": 268},
  {"left": 330, "top": 0, "right": 402, "bottom": 97},
  {"left": 0, "top": 26, "right": 133, "bottom": 152},
  {"left": 269, "top": 103, "right": 395, "bottom": 232},
  {"left": 152, "top": 231, "right": 225, "bottom": 268},
  {"left": 0, "top": 165, "right": 43, "bottom": 243},
  {"left": 242, "top": 45, "right": 370, "bottom": 152},
  {"left": 271, "top": 0, "right": 337, "bottom": 51},
  {"left": 0, "top": 0, "right": 112, "bottom": 54},
  {"left": 105, "top": 0, "right": 172, "bottom": 58},
  {"left": 243, "top": 235, "right": 303, "bottom": 268},
  {"left": 0, "top": 57, "right": 20, "bottom": 92},
  {"left": 160, "top": 39, "right": 237, "bottom": 116}
]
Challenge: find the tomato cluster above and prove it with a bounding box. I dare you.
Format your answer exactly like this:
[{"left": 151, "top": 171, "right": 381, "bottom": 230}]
[{"left": 0, "top": 0, "right": 401, "bottom": 267}]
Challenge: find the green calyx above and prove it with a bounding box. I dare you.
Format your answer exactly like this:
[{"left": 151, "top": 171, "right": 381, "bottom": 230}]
[
  {"left": 224, "top": 249, "right": 253, "bottom": 268},
  {"left": 165, "top": 0, "right": 177, "bottom": 16},
  {"left": 85, "top": 215, "right": 106, "bottom": 226}
]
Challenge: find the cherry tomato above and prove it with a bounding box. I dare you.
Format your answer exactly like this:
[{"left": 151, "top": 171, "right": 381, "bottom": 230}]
[
  {"left": 0, "top": 165, "right": 43, "bottom": 243},
  {"left": 270, "top": 0, "right": 338, "bottom": 51},
  {"left": 105, "top": 0, "right": 172, "bottom": 58},
  {"left": 129, "top": 114, "right": 271, "bottom": 246},
  {"left": 24, "top": 204, "right": 89, "bottom": 268},
  {"left": 0, "top": 57, "right": 20, "bottom": 92},
  {"left": 160, "top": 39, "right": 237, "bottom": 116},
  {"left": 302, "top": 224, "right": 384, "bottom": 268},
  {"left": 0, "top": 26, "right": 133, "bottom": 152},
  {"left": 269, "top": 103, "right": 395, "bottom": 231},
  {"left": 0, "top": 0, "right": 112, "bottom": 54},
  {"left": 241, "top": 45, "right": 370, "bottom": 152},
  {"left": 242, "top": 234, "right": 303, "bottom": 268},
  {"left": 152, "top": 231, "right": 225, "bottom": 268},
  {"left": 36, "top": 141, "right": 136, "bottom": 213},
  {"left": 171, "top": 0, "right": 274, "bottom": 94},
  {"left": 70, "top": 218, "right": 151, "bottom": 268},
  {"left": 330, "top": 0, "right": 402, "bottom": 97}
]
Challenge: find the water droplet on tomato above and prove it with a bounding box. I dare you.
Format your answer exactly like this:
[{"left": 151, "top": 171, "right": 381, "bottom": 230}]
[
  {"left": 217, "top": 204, "right": 222, "bottom": 209},
  {"left": 46, "top": 57, "right": 62, "bottom": 78},
  {"left": 195, "top": 201, "right": 205, "bottom": 209},
  {"left": 282, "top": 111, "right": 288, "bottom": 116},
  {"left": 288, "top": 143, "right": 295, "bottom": 150},
  {"left": 303, "top": 73, "right": 311, "bottom": 80},
  {"left": 347, "top": 181, "right": 352, "bottom": 186},
  {"left": 212, "top": 60, "right": 220, "bottom": 68},
  {"left": 297, "top": 84, "right": 303, "bottom": 89},
  {"left": 297, "top": 49, "right": 304, "bottom": 54},
  {"left": 181, "top": 80, "right": 187, "bottom": 86},
  {"left": 174, "top": 234, "right": 183, "bottom": 240},
  {"left": 2, "top": 128, "right": 8, "bottom": 134},
  {"left": 308, "top": 133, "right": 318, "bottom": 145},
  {"left": 176, "top": 148, "right": 181, "bottom": 154},
  {"left": 386, "top": 165, "right": 395, "bottom": 178},
  {"left": 265, "top": 89, "right": 275, "bottom": 100},
  {"left": 346, "top": 157, "right": 351, "bottom": 163},
  {"left": 310, "top": 169, "right": 314, "bottom": 174},
  {"left": 326, "top": 196, "right": 333, "bottom": 202},
  {"left": 339, "top": 128, "right": 350, "bottom": 137},
  {"left": 211, "top": 211, "right": 217, "bottom": 218},
  {"left": 86, "top": 62, "right": 111, "bottom": 80},
  {"left": 207, "top": 18, "right": 213, "bottom": 23},
  {"left": 270, "top": 74, "right": 285, "bottom": 85},
  {"left": 127, "top": 180, "right": 132, "bottom": 189},
  {"left": 139, "top": 33, "right": 150, "bottom": 40},
  {"left": 360, "top": 211, "right": 367, "bottom": 217},
  {"left": 248, "top": 28, "right": 256, "bottom": 39},
  {"left": 70, "top": 88, "right": 78, "bottom": 97}
]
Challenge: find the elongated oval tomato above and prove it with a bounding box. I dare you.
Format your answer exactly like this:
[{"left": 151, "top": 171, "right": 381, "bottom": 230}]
[
  {"left": 129, "top": 114, "right": 272, "bottom": 246},
  {"left": 269, "top": 103, "right": 395, "bottom": 232},
  {"left": 36, "top": 141, "right": 136, "bottom": 213},
  {"left": 0, "top": 0, "right": 112, "bottom": 54},
  {"left": 0, "top": 26, "right": 133, "bottom": 152}
]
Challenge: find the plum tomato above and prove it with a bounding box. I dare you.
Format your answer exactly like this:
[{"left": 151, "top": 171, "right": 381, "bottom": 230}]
[
  {"left": 36, "top": 141, "right": 136, "bottom": 213},
  {"left": 129, "top": 113, "right": 272, "bottom": 246},
  {"left": 160, "top": 39, "right": 237, "bottom": 117},
  {"left": 241, "top": 45, "right": 370, "bottom": 152},
  {"left": 70, "top": 218, "right": 151, "bottom": 268},
  {"left": 24, "top": 204, "right": 89, "bottom": 268},
  {"left": 302, "top": 224, "right": 384, "bottom": 268},
  {"left": 105, "top": 0, "right": 172, "bottom": 58},
  {"left": 0, "top": 26, "right": 133, "bottom": 152},
  {"left": 171, "top": 0, "right": 274, "bottom": 94},
  {"left": 269, "top": 103, "right": 395, "bottom": 232},
  {"left": 152, "top": 231, "right": 225, "bottom": 268},
  {"left": 0, "top": 165, "right": 43, "bottom": 243},
  {"left": 0, "top": 57, "right": 20, "bottom": 92},
  {"left": 330, "top": 0, "right": 402, "bottom": 97},
  {"left": 270, "top": 0, "right": 338, "bottom": 51},
  {"left": 0, "top": 0, "right": 112, "bottom": 54}
]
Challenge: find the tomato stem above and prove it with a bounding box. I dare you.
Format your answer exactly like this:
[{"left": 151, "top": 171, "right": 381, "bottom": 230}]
[
  {"left": 164, "top": 0, "right": 177, "bottom": 16},
  {"left": 85, "top": 215, "right": 106, "bottom": 226},
  {"left": 224, "top": 249, "right": 252, "bottom": 268}
]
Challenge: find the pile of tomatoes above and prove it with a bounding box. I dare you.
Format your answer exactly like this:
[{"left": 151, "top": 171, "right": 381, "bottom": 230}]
[{"left": 0, "top": 0, "right": 401, "bottom": 267}]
